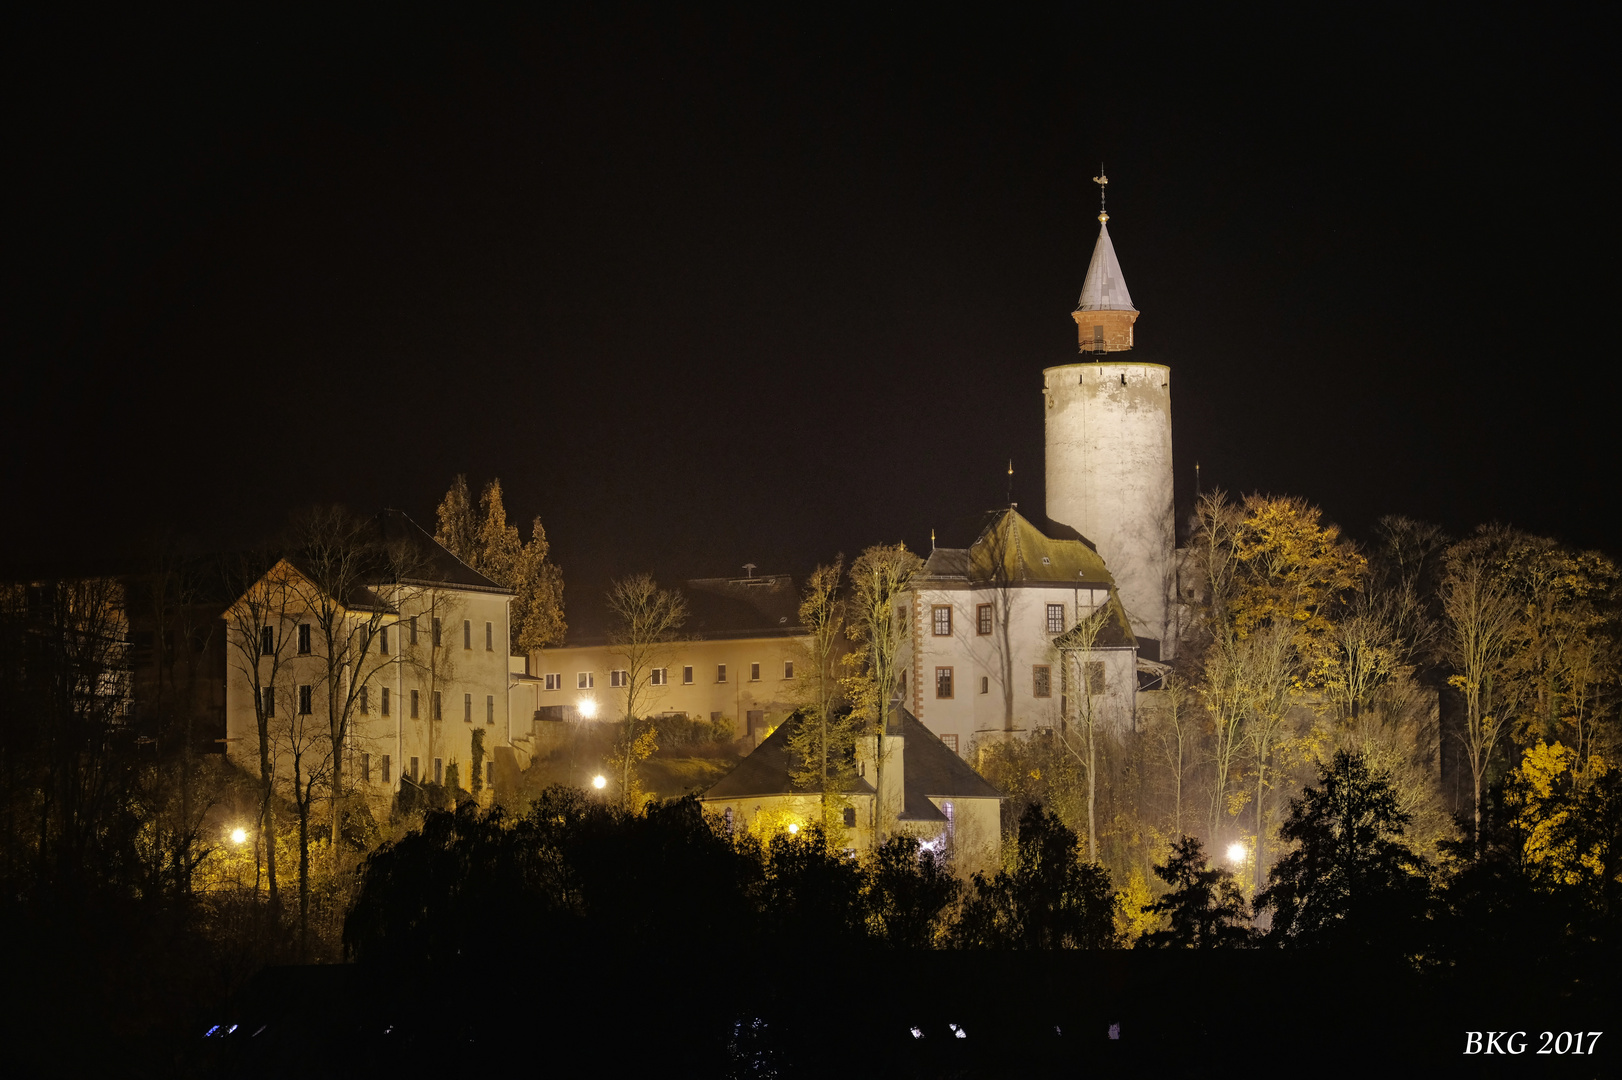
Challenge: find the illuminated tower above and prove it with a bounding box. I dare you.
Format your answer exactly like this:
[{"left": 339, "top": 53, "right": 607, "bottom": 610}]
[{"left": 1043, "top": 172, "right": 1174, "bottom": 654}]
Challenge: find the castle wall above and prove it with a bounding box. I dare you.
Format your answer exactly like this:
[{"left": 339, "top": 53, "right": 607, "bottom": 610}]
[{"left": 1043, "top": 361, "right": 1174, "bottom": 653}]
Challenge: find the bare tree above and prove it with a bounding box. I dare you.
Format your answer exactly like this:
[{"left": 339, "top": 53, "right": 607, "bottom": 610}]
[
  {"left": 604, "top": 573, "right": 687, "bottom": 809},
  {"left": 1440, "top": 528, "right": 1522, "bottom": 851},
  {"left": 221, "top": 552, "right": 301, "bottom": 915},
  {"left": 1056, "top": 605, "right": 1111, "bottom": 860},
  {"left": 842, "top": 543, "right": 922, "bottom": 842},
  {"left": 286, "top": 507, "right": 422, "bottom": 857},
  {"left": 786, "top": 559, "right": 855, "bottom": 836},
  {"left": 268, "top": 680, "right": 331, "bottom": 954},
  {"left": 1147, "top": 672, "right": 1195, "bottom": 838}
]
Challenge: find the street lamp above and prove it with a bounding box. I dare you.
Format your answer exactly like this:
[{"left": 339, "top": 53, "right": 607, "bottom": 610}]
[
  {"left": 1226, "top": 842, "right": 1246, "bottom": 865},
  {"left": 231, "top": 828, "right": 248, "bottom": 845},
  {"left": 578, "top": 697, "right": 598, "bottom": 719},
  {"left": 787, "top": 822, "right": 799, "bottom": 835},
  {"left": 592, "top": 774, "right": 607, "bottom": 790}
]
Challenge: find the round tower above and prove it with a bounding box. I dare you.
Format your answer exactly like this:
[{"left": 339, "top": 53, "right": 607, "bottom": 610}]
[{"left": 1043, "top": 192, "right": 1174, "bottom": 655}]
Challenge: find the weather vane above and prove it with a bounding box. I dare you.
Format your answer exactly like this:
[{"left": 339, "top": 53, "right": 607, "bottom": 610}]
[{"left": 1093, "top": 166, "right": 1109, "bottom": 224}]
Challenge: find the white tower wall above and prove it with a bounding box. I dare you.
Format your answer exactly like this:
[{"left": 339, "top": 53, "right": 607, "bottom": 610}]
[{"left": 1043, "top": 361, "right": 1174, "bottom": 652}]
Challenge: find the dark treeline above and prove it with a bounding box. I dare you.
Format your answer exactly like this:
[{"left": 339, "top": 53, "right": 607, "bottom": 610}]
[{"left": 3, "top": 492, "right": 1621, "bottom": 1074}]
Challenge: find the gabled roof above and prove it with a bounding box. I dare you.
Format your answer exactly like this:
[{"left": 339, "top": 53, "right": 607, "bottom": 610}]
[
  {"left": 700, "top": 709, "right": 1003, "bottom": 806},
  {"left": 701, "top": 717, "right": 876, "bottom": 801},
  {"left": 372, "top": 510, "right": 509, "bottom": 593},
  {"left": 1075, "top": 222, "right": 1135, "bottom": 312},
  {"left": 921, "top": 509, "right": 1114, "bottom": 588}
]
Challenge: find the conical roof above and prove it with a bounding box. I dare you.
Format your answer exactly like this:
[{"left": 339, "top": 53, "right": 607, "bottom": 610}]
[{"left": 1075, "top": 223, "right": 1135, "bottom": 312}]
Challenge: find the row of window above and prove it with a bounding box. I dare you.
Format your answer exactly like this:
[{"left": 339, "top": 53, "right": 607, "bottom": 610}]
[
  {"left": 544, "top": 661, "right": 795, "bottom": 691},
  {"left": 923, "top": 661, "right": 1105, "bottom": 700},
  {"left": 260, "top": 685, "right": 497, "bottom": 723},
  {"left": 929, "top": 602, "right": 1078, "bottom": 637},
  {"left": 261, "top": 618, "right": 499, "bottom": 657},
  {"left": 356, "top": 753, "right": 496, "bottom": 789}
]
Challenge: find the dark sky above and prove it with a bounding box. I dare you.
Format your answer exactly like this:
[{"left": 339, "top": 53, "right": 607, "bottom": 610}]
[{"left": 4, "top": 7, "right": 1615, "bottom": 595}]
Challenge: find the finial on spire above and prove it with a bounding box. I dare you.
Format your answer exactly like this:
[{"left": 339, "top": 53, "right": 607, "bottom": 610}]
[{"left": 1093, "top": 166, "right": 1109, "bottom": 224}]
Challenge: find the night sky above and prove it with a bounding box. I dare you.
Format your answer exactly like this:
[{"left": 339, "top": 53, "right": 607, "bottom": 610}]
[{"left": 5, "top": 8, "right": 1615, "bottom": 597}]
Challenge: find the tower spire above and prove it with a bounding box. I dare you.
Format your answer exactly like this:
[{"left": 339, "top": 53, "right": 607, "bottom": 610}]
[{"left": 1073, "top": 170, "right": 1139, "bottom": 353}]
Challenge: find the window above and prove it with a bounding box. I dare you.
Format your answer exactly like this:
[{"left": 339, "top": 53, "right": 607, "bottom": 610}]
[
  {"left": 1046, "top": 603, "right": 1065, "bottom": 634},
  {"left": 381, "top": 754, "right": 391, "bottom": 783},
  {"left": 578, "top": 672, "right": 595, "bottom": 689},
  {"left": 379, "top": 626, "right": 389, "bottom": 654},
  {"left": 260, "top": 626, "right": 274, "bottom": 655},
  {"left": 749, "top": 662, "right": 761, "bottom": 682},
  {"left": 409, "top": 616, "right": 418, "bottom": 645},
  {"left": 298, "top": 623, "right": 312, "bottom": 654},
  {"left": 361, "top": 752, "right": 371, "bottom": 784},
  {"left": 485, "top": 622, "right": 493, "bottom": 651},
  {"left": 942, "top": 733, "right": 959, "bottom": 754},
  {"left": 716, "top": 664, "right": 728, "bottom": 683},
  {"left": 262, "top": 686, "right": 275, "bottom": 717},
  {"left": 650, "top": 668, "right": 667, "bottom": 686},
  {"left": 432, "top": 691, "right": 442, "bottom": 721},
  {"left": 463, "top": 620, "right": 471, "bottom": 649},
  {"left": 1033, "top": 665, "right": 1052, "bottom": 698},
  {"left": 682, "top": 666, "right": 694, "bottom": 685},
  {"left": 842, "top": 807, "right": 857, "bottom": 828},
  {"left": 783, "top": 660, "right": 794, "bottom": 680},
  {"left": 1085, "top": 661, "right": 1106, "bottom": 695},
  {"left": 410, "top": 689, "right": 420, "bottom": 718},
  {"left": 899, "top": 670, "right": 907, "bottom": 695},
  {"left": 409, "top": 756, "right": 419, "bottom": 781},
  {"left": 298, "top": 685, "right": 313, "bottom": 715},
  {"left": 545, "top": 673, "right": 562, "bottom": 691},
  {"left": 432, "top": 617, "right": 442, "bottom": 647},
  {"left": 932, "top": 605, "right": 952, "bottom": 636},
  {"left": 359, "top": 685, "right": 370, "bottom": 714},
  {"left": 935, "top": 667, "right": 954, "bottom": 699},
  {"left": 463, "top": 692, "right": 472, "bottom": 722},
  {"left": 486, "top": 761, "right": 495, "bottom": 787},
  {"left": 977, "top": 604, "right": 993, "bottom": 636},
  {"left": 381, "top": 687, "right": 391, "bottom": 716},
  {"left": 609, "top": 669, "right": 629, "bottom": 688},
  {"left": 486, "top": 695, "right": 495, "bottom": 724},
  {"left": 980, "top": 676, "right": 989, "bottom": 695},
  {"left": 434, "top": 758, "right": 443, "bottom": 785}
]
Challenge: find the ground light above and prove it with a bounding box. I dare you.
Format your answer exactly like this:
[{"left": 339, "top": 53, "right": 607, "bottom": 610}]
[
  {"left": 231, "top": 828, "right": 248, "bottom": 845},
  {"left": 578, "top": 698, "right": 598, "bottom": 719},
  {"left": 787, "top": 823, "right": 799, "bottom": 835},
  {"left": 592, "top": 775, "right": 607, "bottom": 790},
  {"left": 1227, "top": 842, "right": 1246, "bottom": 865}
]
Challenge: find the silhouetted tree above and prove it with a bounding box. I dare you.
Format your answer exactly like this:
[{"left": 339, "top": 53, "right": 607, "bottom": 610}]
[
  {"left": 952, "top": 803, "right": 1118, "bottom": 949},
  {"left": 1256, "top": 751, "right": 1431, "bottom": 952},
  {"left": 865, "top": 835, "right": 959, "bottom": 949},
  {"left": 1138, "top": 835, "right": 1256, "bottom": 948}
]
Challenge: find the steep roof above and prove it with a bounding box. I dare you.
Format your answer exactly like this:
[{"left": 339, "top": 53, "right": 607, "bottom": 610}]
[
  {"left": 372, "top": 510, "right": 509, "bottom": 593},
  {"left": 700, "top": 709, "right": 1003, "bottom": 806},
  {"left": 921, "top": 509, "right": 1114, "bottom": 588},
  {"left": 1075, "top": 222, "right": 1135, "bottom": 312},
  {"left": 701, "top": 717, "right": 876, "bottom": 800}
]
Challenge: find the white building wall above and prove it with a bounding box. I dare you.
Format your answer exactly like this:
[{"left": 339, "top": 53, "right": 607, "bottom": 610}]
[
  {"left": 225, "top": 584, "right": 515, "bottom": 813},
  {"left": 900, "top": 583, "right": 1136, "bottom": 752},
  {"left": 1043, "top": 361, "right": 1174, "bottom": 654}
]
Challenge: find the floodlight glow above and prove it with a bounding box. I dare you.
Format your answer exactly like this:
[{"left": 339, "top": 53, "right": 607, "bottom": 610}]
[
  {"left": 1227, "top": 842, "right": 1246, "bottom": 864},
  {"left": 231, "top": 828, "right": 248, "bottom": 845},
  {"left": 592, "top": 774, "right": 607, "bottom": 790},
  {"left": 578, "top": 698, "right": 598, "bottom": 719},
  {"left": 787, "top": 823, "right": 800, "bottom": 835}
]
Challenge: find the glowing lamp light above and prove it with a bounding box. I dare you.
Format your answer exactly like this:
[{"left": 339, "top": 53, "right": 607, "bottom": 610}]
[
  {"left": 1226, "top": 842, "right": 1246, "bottom": 865},
  {"left": 578, "top": 698, "right": 598, "bottom": 719},
  {"left": 231, "top": 828, "right": 248, "bottom": 845},
  {"left": 592, "top": 775, "right": 607, "bottom": 790},
  {"left": 787, "top": 823, "right": 800, "bottom": 835}
]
